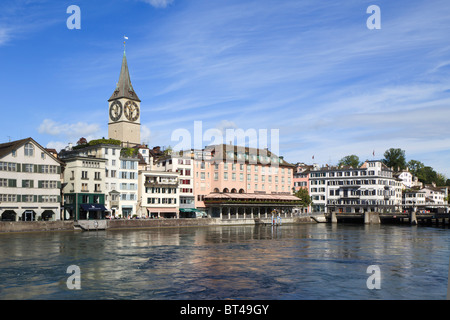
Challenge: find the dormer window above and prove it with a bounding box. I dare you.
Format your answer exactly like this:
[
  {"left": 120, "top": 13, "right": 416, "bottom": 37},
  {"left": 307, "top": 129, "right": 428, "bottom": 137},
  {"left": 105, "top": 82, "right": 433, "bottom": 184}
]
[{"left": 24, "top": 143, "right": 34, "bottom": 157}]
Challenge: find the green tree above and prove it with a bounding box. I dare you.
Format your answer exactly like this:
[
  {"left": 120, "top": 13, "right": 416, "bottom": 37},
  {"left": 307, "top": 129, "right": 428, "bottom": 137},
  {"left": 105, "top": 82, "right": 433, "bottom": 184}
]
[
  {"left": 294, "top": 188, "right": 312, "bottom": 208},
  {"left": 382, "top": 148, "right": 406, "bottom": 171},
  {"left": 407, "top": 159, "right": 424, "bottom": 176},
  {"left": 337, "top": 155, "right": 361, "bottom": 168}
]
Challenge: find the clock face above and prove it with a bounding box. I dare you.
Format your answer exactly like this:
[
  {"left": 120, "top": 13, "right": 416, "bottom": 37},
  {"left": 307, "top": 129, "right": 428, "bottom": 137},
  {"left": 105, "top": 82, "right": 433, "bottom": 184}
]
[
  {"left": 109, "top": 101, "right": 122, "bottom": 121},
  {"left": 124, "top": 101, "right": 139, "bottom": 122}
]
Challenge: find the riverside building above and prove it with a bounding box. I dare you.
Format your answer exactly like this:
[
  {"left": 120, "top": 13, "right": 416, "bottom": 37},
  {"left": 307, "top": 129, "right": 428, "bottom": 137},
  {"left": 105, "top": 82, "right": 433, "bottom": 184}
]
[
  {"left": 138, "top": 156, "right": 180, "bottom": 219},
  {"left": 190, "top": 144, "right": 300, "bottom": 219},
  {"left": 59, "top": 140, "right": 140, "bottom": 219},
  {"left": 309, "top": 160, "right": 402, "bottom": 214},
  {"left": 0, "top": 138, "right": 62, "bottom": 221},
  {"left": 156, "top": 152, "right": 197, "bottom": 218}
]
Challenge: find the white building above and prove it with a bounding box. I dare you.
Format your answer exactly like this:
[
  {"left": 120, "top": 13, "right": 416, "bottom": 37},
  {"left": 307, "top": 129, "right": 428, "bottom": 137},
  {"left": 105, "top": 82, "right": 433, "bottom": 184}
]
[
  {"left": 421, "top": 184, "right": 445, "bottom": 206},
  {"left": 395, "top": 169, "right": 413, "bottom": 189},
  {"left": 0, "top": 138, "right": 62, "bottom": 221},
  {"left": 138, "top": 169, "right": 180, "bottom": 218},
  {"left": 309, "top": 160, "right": 402, "bottom": 214},
  {"left": 59, "top": 140, "right": 139, "bottom": 218},
  {"left": 156, "top": 153, "right": 196, "bottom": 217},
  {"left": 61, "top": 155, "right": 107, "bottom": 220},
  {"left": 402, "top": 190, "right": 426, "bottom": 207}
]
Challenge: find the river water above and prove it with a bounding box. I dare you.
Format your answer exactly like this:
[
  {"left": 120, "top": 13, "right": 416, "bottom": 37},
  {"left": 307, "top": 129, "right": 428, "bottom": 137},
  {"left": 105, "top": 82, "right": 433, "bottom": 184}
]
[{"left": 0, "top": 223, "right": 449, "bottom": 300}]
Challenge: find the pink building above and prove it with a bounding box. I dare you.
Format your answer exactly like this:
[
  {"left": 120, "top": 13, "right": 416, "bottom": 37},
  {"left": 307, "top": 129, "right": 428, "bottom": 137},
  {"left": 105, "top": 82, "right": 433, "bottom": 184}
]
[
  {"left": 293, "top": 163, "right": 312, "bottom": 192},
  {"left": 190, "top": 144, "right": 300, "bottom": 220}
]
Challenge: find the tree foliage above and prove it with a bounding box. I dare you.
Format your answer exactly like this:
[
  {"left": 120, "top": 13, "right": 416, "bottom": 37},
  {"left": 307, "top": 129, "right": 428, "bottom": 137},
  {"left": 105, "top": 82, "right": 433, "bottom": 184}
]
[
  {"left": 294, "top": 188, "right": 312, "bottom": 208},
  {"left": 407, "top": 159, "right": 424, "bottom": 176},
  {"left": 337, "top": 155, "right": 361, "bottom": 168},
  {"left": 407, "top": 159, "right": 447, "bottom": 186},
  {"left": 382, "top": 148, "right": 406, "bottom": 171}
]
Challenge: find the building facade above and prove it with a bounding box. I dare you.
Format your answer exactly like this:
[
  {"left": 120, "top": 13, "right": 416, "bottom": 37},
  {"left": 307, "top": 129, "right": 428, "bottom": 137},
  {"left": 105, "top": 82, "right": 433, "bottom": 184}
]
[
  {"left": 138, "top": 170, "right": 180, "bottom": 218},
  {"left": 61, "top": 155, "right": 107, "bottom": 220},
  {"left": 156, "top": 153, "right": 197, "bottom": 217},
  {"left": 189, "top": 144, "right": 299, "bottom": 219},
  {"left": 402, "top": 190, "right": 426, "bottom": 208},
  {"left": 394, "top": 169, "right": 413, "bottom": 189},
  {"left": 309, "top": 160, "right": 402, "bottom": 214},
  {"left": 59, "top": 141, "right": 140, "bottom": 218},
  {"left": 0, "top": 138, "right": 62, "bottom": 221},
  {"left": 421, "top": 184, "right": 445, "bottom": 206}
]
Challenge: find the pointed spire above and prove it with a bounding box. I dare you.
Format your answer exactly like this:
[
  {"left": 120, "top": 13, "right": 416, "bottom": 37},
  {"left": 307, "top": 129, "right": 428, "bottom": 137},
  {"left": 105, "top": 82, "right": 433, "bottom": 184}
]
[{"left": 109, "top": 48, "right": 140, "bottom": 102}]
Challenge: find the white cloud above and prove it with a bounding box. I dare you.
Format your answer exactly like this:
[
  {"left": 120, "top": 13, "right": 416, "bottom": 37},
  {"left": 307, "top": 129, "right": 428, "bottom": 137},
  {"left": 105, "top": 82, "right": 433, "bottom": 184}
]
[
  {"left": 38, "top": 119, "right": 102, "bottom": 144},
  {"left": 0, "top": 27, "right": 9, "bottom": 46},
  {"left": 38, "top": 119, "right": 100, "bottom": 136},
  {"left": 140, "top": 0, "right": 174, "bottom": 8}
]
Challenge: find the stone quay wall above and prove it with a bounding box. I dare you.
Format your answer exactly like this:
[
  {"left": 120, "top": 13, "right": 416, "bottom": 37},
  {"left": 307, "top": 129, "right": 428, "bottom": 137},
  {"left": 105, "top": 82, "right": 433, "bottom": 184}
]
[
  {"left": 0, "top": 216, "right": 315, "bottom": 233},
  {"left": 0, "top": 221, "right": 74, "bottom": 233}
]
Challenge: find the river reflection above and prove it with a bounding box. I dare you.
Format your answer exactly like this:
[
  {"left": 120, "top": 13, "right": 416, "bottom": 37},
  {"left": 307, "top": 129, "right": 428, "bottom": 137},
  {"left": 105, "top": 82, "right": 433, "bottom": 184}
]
[{"left": 0, "top": 224, "right": 449, "bottom": 299}]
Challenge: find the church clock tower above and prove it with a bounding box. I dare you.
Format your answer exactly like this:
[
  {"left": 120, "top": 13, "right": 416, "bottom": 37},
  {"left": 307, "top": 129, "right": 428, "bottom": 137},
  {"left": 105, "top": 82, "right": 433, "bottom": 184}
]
[{"left": 108, "top": 49, "right": 141, "bottom": 147}]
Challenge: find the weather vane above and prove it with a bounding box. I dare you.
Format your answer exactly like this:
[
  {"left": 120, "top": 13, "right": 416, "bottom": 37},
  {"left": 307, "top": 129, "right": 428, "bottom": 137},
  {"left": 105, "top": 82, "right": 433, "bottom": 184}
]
[{"left": 123, "top": 35, "right": 128, "bottom": 52}]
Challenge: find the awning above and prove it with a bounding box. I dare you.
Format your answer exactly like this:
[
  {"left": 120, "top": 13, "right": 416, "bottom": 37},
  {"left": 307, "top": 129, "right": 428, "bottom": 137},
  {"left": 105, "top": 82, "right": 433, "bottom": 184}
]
[
  {"left": 81, "top": 204, "right": 107, "bottom": 211},
  {"left": 179, "top": 208, "right": 201, "bottom": 212},
  {"left": 146, "top": 207, "right": 178, "bottom": 213}
]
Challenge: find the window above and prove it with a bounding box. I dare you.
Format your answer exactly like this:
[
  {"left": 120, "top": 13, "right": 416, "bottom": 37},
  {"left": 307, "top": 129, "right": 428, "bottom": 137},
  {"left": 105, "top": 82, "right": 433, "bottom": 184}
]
[
  {"left": 0, "top": 162, "right": 17, "bottom": 172},
  {"left": 24, "top": 143, "right": 34, "bottom": 157},
  {"left": 81, "top": 171, "right": 88, "bottom": 179},
  {"left": 22, "top": 180, "right": 33, "bottom": 188},
  {"left": 22, "top": 195, "right": 34, "bottom": 202}
]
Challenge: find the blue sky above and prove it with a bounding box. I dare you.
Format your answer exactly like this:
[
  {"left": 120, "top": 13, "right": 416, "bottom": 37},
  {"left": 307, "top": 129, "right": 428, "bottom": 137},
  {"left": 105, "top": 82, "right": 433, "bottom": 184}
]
[{"left": 1, "top": 0, "right": 450, "bottom": 177}]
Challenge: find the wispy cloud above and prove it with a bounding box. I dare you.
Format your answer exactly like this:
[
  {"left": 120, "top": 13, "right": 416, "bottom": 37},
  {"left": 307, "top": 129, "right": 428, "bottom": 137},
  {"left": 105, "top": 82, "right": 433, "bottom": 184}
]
[
  {"left": 38, "top": 119, "right": 102, "bottom": 143},
  {"left": 139, "top": 0, "right": 174, "bottom": 8}
]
